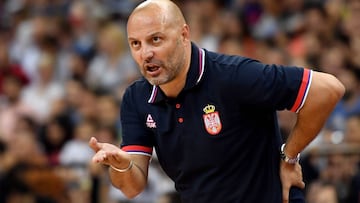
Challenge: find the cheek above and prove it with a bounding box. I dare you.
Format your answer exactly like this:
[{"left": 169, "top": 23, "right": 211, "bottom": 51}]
[{"left": 131, "top": 51, "right": 143, "bottom": 66}]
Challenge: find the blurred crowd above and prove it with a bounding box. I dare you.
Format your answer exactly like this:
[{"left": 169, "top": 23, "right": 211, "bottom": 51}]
[{"left": 0, "top": 0, "right": 359, "bottom": 203}]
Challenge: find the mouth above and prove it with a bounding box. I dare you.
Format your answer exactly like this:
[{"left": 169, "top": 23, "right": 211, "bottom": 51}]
[
  {"left": 146, "top": 64, "right": 160, "bottom": 72},
  {"left": 144, "top": 63, "right": 162, "bottom": 76}
]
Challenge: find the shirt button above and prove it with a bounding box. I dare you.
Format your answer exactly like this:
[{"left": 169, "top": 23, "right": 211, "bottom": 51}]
[
  {"left": 178, "top": 117, "right": 184, "bottom": 123},
  {"left": 175, "top": 103, "right": 181, "bottom": 109}
]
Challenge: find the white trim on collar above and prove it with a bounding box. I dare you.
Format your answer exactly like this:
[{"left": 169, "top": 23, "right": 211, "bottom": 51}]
[
  {"left": 196, "top": 48, "right": 205, "bottom": 84},
  {"left": 148, "top": 85, "right": 158, "bottom": 103}
]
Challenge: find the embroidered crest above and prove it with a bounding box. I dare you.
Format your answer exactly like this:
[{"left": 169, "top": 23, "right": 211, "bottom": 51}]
[
  {"left": 146, "top": 114, "right": 157, "bottom": 128},
  {"left": 203, "top": 104, "right": 222, "bottom": 135}
]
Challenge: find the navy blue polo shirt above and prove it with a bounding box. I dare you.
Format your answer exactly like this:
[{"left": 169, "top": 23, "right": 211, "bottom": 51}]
[{"left": 120, "top": 43, "right": 312, "bottom": 203}]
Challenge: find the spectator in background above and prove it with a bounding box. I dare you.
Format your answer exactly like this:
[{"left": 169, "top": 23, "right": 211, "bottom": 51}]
[
  {"left": 59, "top": 120, "right": 95, "bottom": 168},
  {"left": 39, "top": 116, "right": 73, "bottom": 166},
  {"left": 95, "top": 94, "right": 121, "bottom": 131},
  {"left": 11, "top": 13, "right": 60, "bottom": 83},
  {"left": 344, "top": 113, "right": 360, "bottom": 144},
  {"left": 0, "top": 125, "right": 65, "bottom": 203},
  {"left": 344, "top": 113, "right": 360, "bottom": 203},
  {"left": 20, "top": 52, "right": 65, "bottom": 123},
  {"left": 67, "top": 46, "right": 92, "bottom": 82},
  {"left": 183, "top": 0, "right": 222, "bottom": 51},
  {"left": 89, "top": 125, "right": 119, "bottom": 203},
  {"left": 76, "top": 87, "right": 98, "bottom": 123},
  {"left": 86, "top": 23, "right": 140, "bottom": 99},
  {"left": 67, "top": 1, "right": 97, "bottom": 64},
  {"left": 0, "top": 38, "right": 32, "bottom": 142},
  {"left": 63, "top": 79, "right": 89, "bottom": 125},
  {"left": 0, "top": 72, "right": 33, "bottom": 143},
  {"left": 59, "top": 120, "right": 96, "bottom": 203},
  {"left": 326, "top": 68, "right": 360, "bottom": 132},
  {"left": 344, "top": 0, "right": 360, "bottom": 67},
  {"left": 306, "top": 181, "right": 339, "bottom": 203},
  {"left": 318, "top": 43, "right": 348, "bottom": 77},
  {"left": 0, "top": 39, "right": 29, "bottom": 94}
]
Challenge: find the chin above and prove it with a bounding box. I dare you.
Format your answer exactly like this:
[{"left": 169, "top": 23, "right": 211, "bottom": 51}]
[{"left": 148, "top": 78, "right": 168, "bottom": 86}]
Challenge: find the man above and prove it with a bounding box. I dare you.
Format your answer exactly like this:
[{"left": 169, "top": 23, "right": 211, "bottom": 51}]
[{"left": 89, "top": 0, "right": 345, "bottom": 202}]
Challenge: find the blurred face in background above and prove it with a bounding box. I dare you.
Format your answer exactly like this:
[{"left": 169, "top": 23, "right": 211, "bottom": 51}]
[
  {"left": 37, "top": 53, "right": 55, "bottom": 84},
  {"left": 46, "top": 121, "right": 66, "bottom": 148},
  {"left": 0, "top": 42, "right": 10, "bottom": 68},
  {"left": 96, "top": 95, "right": 119, "bottom": 126},
  {"left": 74, "top": 121, "right": 95, "bottom": 142},
  {"left": 344, "top": 115, "right": 360, "bottom": 144},
  {"left": 2, "top": 77, "right": 22, "bottom": 102},
  {"left": 98, "top": 24, "right": 126, "bottom": 56},
  {"left": 337, "top": 69, "right": 359, "bottom": 101}
]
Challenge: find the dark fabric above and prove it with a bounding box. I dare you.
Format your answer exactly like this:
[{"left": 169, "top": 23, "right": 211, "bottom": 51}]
[{"left": 121, "top": 43, "right": 307, "bottom": 202}]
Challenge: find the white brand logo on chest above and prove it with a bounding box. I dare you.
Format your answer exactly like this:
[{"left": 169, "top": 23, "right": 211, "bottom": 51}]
[{"left": 146, "top": 114, "right": 157, "bottom": 128}]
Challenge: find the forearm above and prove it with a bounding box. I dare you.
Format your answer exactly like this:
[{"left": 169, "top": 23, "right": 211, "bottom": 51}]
[
  {"left": 89, "top": 138, "right": 151, "bottom": 199},
  {"left": 284, "top": 72, "right": 345, "bottom": 157},
  {"left": 109, "top": 159, "right": 148, "bottom": 198}
]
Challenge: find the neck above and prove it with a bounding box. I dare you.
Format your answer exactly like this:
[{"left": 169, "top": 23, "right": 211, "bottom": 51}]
[
  {"left": 160, "top": 45, "right": 191, "bottom": 98},
  {"left": 160, "top": 65, "right": 189, "bottom": 98}
]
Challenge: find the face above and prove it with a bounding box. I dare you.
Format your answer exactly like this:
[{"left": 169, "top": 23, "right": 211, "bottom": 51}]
[{"left": 127, "top": 9, "right": 189, "bottom": 86}]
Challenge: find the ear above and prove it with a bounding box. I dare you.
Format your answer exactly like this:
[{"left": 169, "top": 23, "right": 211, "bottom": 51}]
[{"left": 181, "top": 24, "right": 190, "bottom": 42}]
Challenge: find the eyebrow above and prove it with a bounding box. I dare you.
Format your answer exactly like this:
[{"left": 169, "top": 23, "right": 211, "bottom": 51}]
[
  {"left": 128, "top": 37, "right": 138, "bottom": 41},
  {"left": 128, "top": 32, "right": 164, "bottom": 41}
]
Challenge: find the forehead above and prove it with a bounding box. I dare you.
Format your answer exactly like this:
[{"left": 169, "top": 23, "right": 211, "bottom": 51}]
[{"left": 127, "top": 8, "right": 168, "bottom": 39}]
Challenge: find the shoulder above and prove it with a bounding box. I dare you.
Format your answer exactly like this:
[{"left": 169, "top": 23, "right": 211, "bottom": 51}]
[
  {"left": 203, "top": 50, "right": 305, "bottom": 78},
  {"left": 205, "top": 50, "right": 260, "bottom": 69},
  {"left": 126, "top": 77, "right": 151, "bottom": 93},
  {"left": 122, "top": 77, "right": 152, "bottom": 103},
  {"left": 202, "top": 50, "right": 267, "bottom": 85}
]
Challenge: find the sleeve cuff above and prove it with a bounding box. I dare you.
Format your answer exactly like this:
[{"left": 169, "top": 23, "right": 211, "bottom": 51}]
[
  {"left": 121, "top": 145, "right": 153, "bottom": 157},
  {"left": 290, "top": 69, "right": 313, "bottom": 113}
]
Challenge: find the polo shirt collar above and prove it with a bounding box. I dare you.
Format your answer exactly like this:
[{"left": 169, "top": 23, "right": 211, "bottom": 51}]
[{"left": 148, "top": 43, "right": 205, "bottom": 104}]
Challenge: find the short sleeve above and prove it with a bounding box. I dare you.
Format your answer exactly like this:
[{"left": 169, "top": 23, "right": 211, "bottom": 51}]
[
  {"left": 120, "top": 87, "right": 153, "bottom": 157},
  {"left": 226, "top": 59, "right": 312, "bottom": 112},
  {"left": 288, "top": 68, "right": 312, "bottom": 113}
]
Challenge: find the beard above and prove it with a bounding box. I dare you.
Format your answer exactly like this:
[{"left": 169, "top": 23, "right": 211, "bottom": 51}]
[
  {"left": 144, "top": 39, "right": 186, "bottom": 86},
  {"left": 145, "top": 60, "right": 183, "bottom": 86}
]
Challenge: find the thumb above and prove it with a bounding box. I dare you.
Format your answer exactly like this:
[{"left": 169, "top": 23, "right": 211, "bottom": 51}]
[
  {"left": 282, "top": 184, "right": 289, "bottom": 203},
  {"left": 89, "top": 137, "right": 102, "bottom": 152}
]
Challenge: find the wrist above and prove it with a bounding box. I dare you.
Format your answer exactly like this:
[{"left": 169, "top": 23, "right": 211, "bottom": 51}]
[
  {"left": 280, "top": 144, "right": 300, "bottom": 164},
  {"left": 110, "top": 160, "right": 134, "bottom": 173}
]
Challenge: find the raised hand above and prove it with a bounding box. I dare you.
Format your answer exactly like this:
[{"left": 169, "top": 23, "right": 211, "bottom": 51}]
[{"left": 89, "top": 137, "right": 132, "bottom": 170}]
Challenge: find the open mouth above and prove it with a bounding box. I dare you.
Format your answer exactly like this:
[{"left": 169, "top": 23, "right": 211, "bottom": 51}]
[
  {"left": 144, "top": 63, "right": 162, "bottom": 77},
  {"left": 146, "top": 64, "right": 160, "bottom": 72}
]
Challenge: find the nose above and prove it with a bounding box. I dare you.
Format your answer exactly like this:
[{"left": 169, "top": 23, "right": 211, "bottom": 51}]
[{"left": 141, "top": 44, "right": 154, "bottom": 62}]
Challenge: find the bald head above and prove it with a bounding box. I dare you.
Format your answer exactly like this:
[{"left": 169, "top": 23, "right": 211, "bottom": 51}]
[
  {"left": 128, "top": 0, "right": 186, "bottom": 30},
  {"left": 126, "top": 0, "right": 192, "bottom": 90}
]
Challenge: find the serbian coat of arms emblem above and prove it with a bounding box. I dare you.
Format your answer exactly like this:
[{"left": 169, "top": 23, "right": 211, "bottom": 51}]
[{"left": 202, "top": 104, "right": 222, "bottom": 135}]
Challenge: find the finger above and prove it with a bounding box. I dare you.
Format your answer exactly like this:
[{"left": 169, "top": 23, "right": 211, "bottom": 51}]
[
  {"left": 282, "top": 184, "right": 289, "bottom": 203},
  {"left": 89, "top": 137, "right": 102, "bottom": 152},
  {"left": 107, "top": 151, "right": 125, "bottom": 166},
  {"left": 299, "top": 181, "right": 305, "bottom": 189},
  {"left": 92, "top": 150, "right": 109, "bottom": 165},
  {"left": 295, "top": 164, "right": 305, "bottom": 189}
]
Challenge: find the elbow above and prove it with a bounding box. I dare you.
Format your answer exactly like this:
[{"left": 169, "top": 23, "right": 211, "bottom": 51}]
[
  {"left": 327, "top": 74, "right": 345, "bottom": 102},
  {"left": 124, "top": 191, "right": 142, "bottom": 199},
  {"left": 116, "top": 183, "right": 146, "bottom": 199}
]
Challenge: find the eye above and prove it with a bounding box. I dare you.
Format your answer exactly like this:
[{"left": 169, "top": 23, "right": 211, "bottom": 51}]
[
  {"left": 130, "top": 40, "right": 140, "bottom": 49},
  {"left": 152, "top": 36, "right": 161, "bottom": 43}
]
